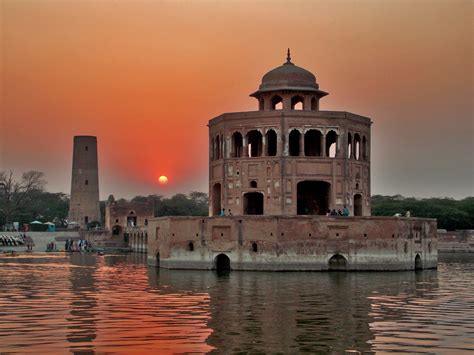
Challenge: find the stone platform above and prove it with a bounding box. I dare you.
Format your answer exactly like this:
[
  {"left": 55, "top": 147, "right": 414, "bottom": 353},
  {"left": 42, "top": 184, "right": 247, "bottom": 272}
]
[{"left": 147, "top": 216, "right": 437, "bottom": 271}]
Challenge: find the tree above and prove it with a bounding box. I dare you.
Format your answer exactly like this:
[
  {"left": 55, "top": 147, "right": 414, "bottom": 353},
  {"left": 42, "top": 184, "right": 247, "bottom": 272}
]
[{"left": 0, "top": 170, "right": 46, "bottom": 227}]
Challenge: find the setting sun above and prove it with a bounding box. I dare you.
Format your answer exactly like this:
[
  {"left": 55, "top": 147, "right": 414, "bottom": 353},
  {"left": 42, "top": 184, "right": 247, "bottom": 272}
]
[{"left": 158, "top": 175, "right": 168, "bottom": 185}]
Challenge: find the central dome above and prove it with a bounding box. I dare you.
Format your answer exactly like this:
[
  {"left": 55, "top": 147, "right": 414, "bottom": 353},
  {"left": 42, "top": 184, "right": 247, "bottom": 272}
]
[
  {"left": 250, "top": 50, "right": 327, "bottom": 98},
  {"left": 260, "top": 61, "right": 318, "bottom": 91}
]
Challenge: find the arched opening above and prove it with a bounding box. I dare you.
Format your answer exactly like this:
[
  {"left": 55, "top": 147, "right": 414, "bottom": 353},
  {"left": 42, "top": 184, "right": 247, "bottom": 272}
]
[
  {"left": 354, "top": 193, "right": 363, "bottom": 216},
  {"left": 354, "top": 134, "right": 361, "bottom": 160},
  {"left": 291, "top": 95, "right": 304, "bottom": 110},
  {"left": 212, "top": 183, "right": 222, "bottom": 216},
  {"left": 362, "top": 136, "right": 367, "bottom": 161},
  {"left": 328, "top": 254, "right": 347, "bottom": 271},
  {"left": 215, "top": 253, "right": 231, "bottom": 272},
  {"left": 252, "top": 242, "right": 258, "bottom": 253},
  {"left": 247, "top": 130, "right": 263, "bottom": 157},
  {"left": 112, "top": 225, "right": 122, "bottom": 236},
  {"left": 289, "top": 129, "right": 301, "bottom": 156},
  {"left": 347, "top": 133, "right": 352, "bottom": 159},
  {"left": 127, "top": 213, "right": 137, "bottom": 227},
  {"left": 415, "top": 254, "right": 422, "bottom": 270},
  {"left": 250, "top": 180, "right": 257, "bottom": 188},
  {"left": 304, "top": 129, "right": 322, "bottom": 156},
  {"left": 311, "top": 97, "right": 318, "bottom": 110},
  {"left": 326, "top": 130, "right": 338, "bottom": 158},
  {"left": 266, "top": 129, "right": 277, "bottom": 156},
  {"left": 215, "top": 135, "right": 220, "bottom": 160},
  {"left": 271, "top": 95, "right": 283, "bottom": 110},
  {"left": 244, "top": 192, "right": 264, "bottom": 215},
  {"left": 187, "top": 242, "right": 194, "bottom": 252},
  {"left": 297, "top": 181, "right": 330, "bottom": 215},
  {"left": 232, "top": 132, "right": 243, "bottom": 158},
  {"left": 156, "top": 252, "right": 160, "bottom": 266}
]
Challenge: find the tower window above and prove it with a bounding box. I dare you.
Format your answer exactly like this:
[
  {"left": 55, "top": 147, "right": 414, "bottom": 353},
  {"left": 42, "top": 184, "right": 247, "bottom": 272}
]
[
  {"left": 85, "top": 146, "right": 88, "bottom": 151},
  {"left": 85, "top": 180, "right": 89, "bottom": 185},
  {"left": 250, "top": 180, "right": 257, "bottom": 188}
]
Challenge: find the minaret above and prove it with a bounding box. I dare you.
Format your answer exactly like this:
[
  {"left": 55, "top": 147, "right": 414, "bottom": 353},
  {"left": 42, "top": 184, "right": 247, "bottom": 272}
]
[{"left": 68, "top": 136, "right": 101, "bottom": 228}]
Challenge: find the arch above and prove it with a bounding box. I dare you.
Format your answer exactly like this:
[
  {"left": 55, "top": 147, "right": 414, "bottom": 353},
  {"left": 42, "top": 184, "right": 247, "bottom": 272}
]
[
  {"left": 362, "top": 136, "right": 367, "bottom": 161},
  {"left": 156, "top": 252, "right": 160, "bottom": 266},
  {"left": 354, "top": 133, "right": 361, "bottom": 160},
  {"left": 289, "top": 129, "right": 301, "bottom": 156},
  {"left": 250, "top": 180, "right": 257, "bottom": 188},
  {"left": 112, "top": 225, "right": 122, "bottom": 236},
  {"left": 297, "top": 181, "right": 330, "bottom": 215},
  {"left": 347, "top": 133, "right": 352, "bottom": 159},
  {"left": 328, "top": 254, "right": 347, "bottom": 271},
  {"left": 232, "top": 132, "right": 243, "bottom": 158},
  {"left": 215, "top": 135, "right": 221, "bottom": 160},
  {"left": 266, "top": 129, "right": 277, "bottom": 156},
  {"left": 244, "top": 192, "right": 264, "bottom": 215},
  {"left": 252, "top": 242, "right": 258, "bottom": 252},
  {"left": 304, "top": 129, "right": 322, "bottom": 156},
  {"left": 291, "top": 95, "right": 304, "bottom": 110},
  {"left": 311, "top": 97, "right": 318, "bottom": 110},
  {"left": 354, "top": 194, "right": 363, "bottom": 216},
  {"left": 187, "top": 242, "right": 194, "bottom": 252},
  {"left": 326, "top": 130, "right": 338, "bottom": 158},
  {"left": 246, "top": 130, "right": 263, "bottom": 157},
  {"left": 214, "top": 253, "right": 231, "bottom": 272},
  {"left": 271, "top": 95, "right": 283, "bottom": 110},
  {"left": 212, "top": 183, "right": 222, "bottom": 216},
  {"left": 415, "top": 254, "right": 422, "bottom": 270}
]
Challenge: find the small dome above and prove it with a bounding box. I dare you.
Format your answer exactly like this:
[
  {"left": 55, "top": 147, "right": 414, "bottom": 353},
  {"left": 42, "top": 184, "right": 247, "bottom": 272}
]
[
  {"left": 259, "top": 61, "right": 318, "bottom": 91},
  {"left": 250, "top": 50, "right": 327, "bottom": 97}
]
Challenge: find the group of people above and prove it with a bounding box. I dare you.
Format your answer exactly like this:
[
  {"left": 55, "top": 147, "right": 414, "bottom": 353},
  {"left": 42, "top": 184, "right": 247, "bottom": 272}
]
[
  {"left": 65, "top": 239, "right": 92, "bottom": 252},
  {"left": 219, "top": 208, "right": 233, "bottom": 216},
  {"left": 46, "top": 242, "right": 57, "bottom": 251},
  {"left": 326, "top": 206, "right": 350, "bottom": 217}
]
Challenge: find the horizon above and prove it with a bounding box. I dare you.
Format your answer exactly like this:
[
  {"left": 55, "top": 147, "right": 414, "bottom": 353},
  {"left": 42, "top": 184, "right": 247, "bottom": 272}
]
[{"left": 1, "top": 0, "right": 473, "bottom": 200}]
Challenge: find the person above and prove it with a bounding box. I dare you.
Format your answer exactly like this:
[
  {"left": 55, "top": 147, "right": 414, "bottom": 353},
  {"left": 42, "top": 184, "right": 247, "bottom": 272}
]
[
  {"left": 228, "top": 209, "right": 233, "bottom": 216},
  {"left": 342, "top": 205, "right": 349, "bottom": 217},
  {"left": 326, "top": 209, "right": 331, "bottom": 216},
  {"left": 330, "top": 209, "right": 337, "bottom": 216},
  {"left": 220, "top": 208, "right": 226, "bottom": 216},
  {"left": 337, "top": 209, "right": 342, "bottom": 216}
]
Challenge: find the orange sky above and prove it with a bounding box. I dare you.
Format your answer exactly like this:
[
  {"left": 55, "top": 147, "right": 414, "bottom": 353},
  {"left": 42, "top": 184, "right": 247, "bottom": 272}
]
[{"left": 1, "top": 0, "right": 473, "bottom": 199}]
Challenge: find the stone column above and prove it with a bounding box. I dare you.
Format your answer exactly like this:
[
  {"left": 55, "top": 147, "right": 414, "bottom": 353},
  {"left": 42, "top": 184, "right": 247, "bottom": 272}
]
[
  {"left": 299, "top": 131, "right": 304, "bottom": 156},
  {"left": 262, "top": 134, "right": 266, "bottom": 157},
  {"left": 321, "top": 134, "right": 326, "bottom": 157},
  {"left": 283, "top": 94, "right": 291, "bottom": 110}
]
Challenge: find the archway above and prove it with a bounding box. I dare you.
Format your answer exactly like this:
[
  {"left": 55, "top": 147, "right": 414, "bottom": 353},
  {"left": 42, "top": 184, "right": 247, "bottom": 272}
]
[
  {"left": 415, "top": 254, "right": 422, "bottom": 270},
  {"left": 156, "top": 252, "right": 160, "bottom": 267},
  {"left": 326, "top": 130, "right": 338, "bottom": 158},
  {"left": 266, "top": 129, "right": 277, "bottom": 156},
  {"left": 246, "top": 130, "right": 263, "bottom": 157},
  {"left": 291, "top": 95, "right": 304, "bottom": 110},
  {"left": 232, "top": 132, "right": 243, "bottom": 157},
  {"left": 215, "top": 253, "right": 231, "bottom": 272},
  {"left": 328, "top": 254, "right": 347, "bottom": 271},
  {"left": 304, "top": 129, "right": 322, "bottom": 156},
  {"left": 244, "top": 192, "right": 264, "bottom": 215},
  {"left": 354, "top": 194, "right": 363, "bottom": 216},
  {"left": 297, "top": 181, "right": 330, "bottom": 215},
  {"left": 112, "top": 225, "right": 122, "bottom": 236},
  {"left": 212, "top": 183, "right": 222, "bottom": 216},
  {"left": 271, "top": 95, "right": 283, "bottom": 110},
  {"left": 289, "top": 130, "right": 301, "bottom": 156}
]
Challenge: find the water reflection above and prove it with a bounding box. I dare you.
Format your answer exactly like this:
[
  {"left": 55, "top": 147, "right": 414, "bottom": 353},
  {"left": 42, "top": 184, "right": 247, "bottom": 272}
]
[{"left": 0, "top": 253, "right": 473, "bottom": 353}]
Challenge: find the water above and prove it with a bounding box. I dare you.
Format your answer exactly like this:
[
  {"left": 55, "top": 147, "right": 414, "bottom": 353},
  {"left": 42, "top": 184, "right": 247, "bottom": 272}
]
[{"left": 0, "top": 253, "right": 473, "bottom": 354}]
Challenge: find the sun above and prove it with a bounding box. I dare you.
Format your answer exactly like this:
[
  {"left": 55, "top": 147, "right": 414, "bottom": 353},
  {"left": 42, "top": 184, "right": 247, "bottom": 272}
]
[{"left": 158, "top": 175, "right": 168, "bottom": 185}]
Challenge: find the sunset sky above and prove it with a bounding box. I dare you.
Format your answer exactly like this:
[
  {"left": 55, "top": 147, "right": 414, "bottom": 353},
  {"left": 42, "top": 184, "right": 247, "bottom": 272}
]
[{"left": 1, "top": 0, "right": 472, "bottom": 199}]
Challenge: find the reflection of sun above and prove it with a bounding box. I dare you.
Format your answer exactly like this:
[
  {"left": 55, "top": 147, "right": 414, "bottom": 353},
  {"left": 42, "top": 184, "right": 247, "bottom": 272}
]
[{"left": 158, "top": 175, "right": 168, "bottom": 185}]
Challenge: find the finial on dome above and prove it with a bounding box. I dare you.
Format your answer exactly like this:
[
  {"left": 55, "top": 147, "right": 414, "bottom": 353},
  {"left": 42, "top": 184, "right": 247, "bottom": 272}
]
[{"left": 286, "top": 48, "right": 291, "bottom": 63}]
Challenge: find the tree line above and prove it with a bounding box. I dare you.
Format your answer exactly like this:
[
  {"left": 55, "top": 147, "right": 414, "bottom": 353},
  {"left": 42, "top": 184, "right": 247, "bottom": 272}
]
[{"left": 1, "top": 170, "right": 473, "bottom": 230}]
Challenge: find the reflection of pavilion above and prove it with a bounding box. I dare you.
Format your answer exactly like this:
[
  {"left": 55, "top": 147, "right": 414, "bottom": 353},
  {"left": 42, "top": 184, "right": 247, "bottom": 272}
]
[{"left": 148, "top": 268, "right": 439, "bottom": 353}]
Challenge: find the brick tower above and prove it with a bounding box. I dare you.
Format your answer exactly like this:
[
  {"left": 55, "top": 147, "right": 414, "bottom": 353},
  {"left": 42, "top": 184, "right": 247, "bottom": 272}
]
[{"left": 68, "top": 136, "right": 101, "bottom": 228}]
